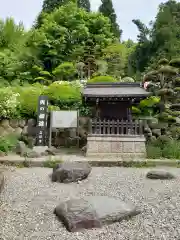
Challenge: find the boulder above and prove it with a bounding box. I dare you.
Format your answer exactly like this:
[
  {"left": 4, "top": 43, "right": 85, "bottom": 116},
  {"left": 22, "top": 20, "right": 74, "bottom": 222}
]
[
  {"left": 1, "top": 119, "right": 10, "bottom": 128},
  {"left": 6, "top": 126, "right": 14, "bottom": 134},
  {"left": 14, "top": 127, "right": 22, "bottom": 137},
  {"left": 0, "top": 127, "right": 6, "bottom": 136},
  {"left": 146, "top": 170, "right": 175, "bottom": 180},
  {"left": 22, "top": 126, "right": 28, "bottom": 135},
  {"left": 33, "top": 146, "right": 48, "bottom": 155},
  {"left": 15, "top": 141, "right": 28, "bottom": 156},
  {"left": 54, "top": 196, "right": 140, "bottom": 232},
  {"left": 18, "top": 119, "right": 26, "bottom": 128},
  {"left": 25, "top": 150, "right": 41, "bottom": 158},
  {"left": 81, "top": 145, "right": 87, "bottom": 155},
  {"left": 0, "top": 151, "right": 5, "bottom": 157},
  {"left": 27, "top": 119, "right": 36, "bottom": 127},
  {"left": 9, "top": 119, "right": 19, "bottom": 128},
  {"left": 54, "top": 198, "right": 101, "bottom": 232},
  {"left": 52, "top": 162, "right": 92, "bottom": 183},
  {"left": 46, "top": 147, "right": 61, "bottom": 156}
]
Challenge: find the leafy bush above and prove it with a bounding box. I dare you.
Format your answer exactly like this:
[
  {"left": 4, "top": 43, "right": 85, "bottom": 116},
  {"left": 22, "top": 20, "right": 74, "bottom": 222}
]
[
  {"left": 0, "top": 88, "right": 20, "bottom": 119},
  {"left": 53, "top": 62, "right": 77, "bottom": 81},
  {"left": 147, "top": 140, "right": 180, "bottom": 159},
  {"left": 88, "top": 75, "right": 117, "bottom": 83},
  {"left": 121, "top": 77, "right": 134, "bottom": 82},
  {"left": 0, "top": 134, "right": 18, "bottom": 153},
  {"left": 16, "top": 85, "right": 44, "bottom": 118},
  {"left": 146, "top": 145, "right": 162, "bottom": 159},
  {"left": 43, "top": 82, "right": 81, "bottom": 109},
  {"left": 162, "top": 141, "right": 180, "bottom": 159}
]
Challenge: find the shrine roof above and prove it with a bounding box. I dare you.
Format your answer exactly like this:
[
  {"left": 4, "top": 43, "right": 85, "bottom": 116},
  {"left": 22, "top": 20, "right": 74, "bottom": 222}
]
[{"left": 82, "top": 82, "right": 150, "bottom": 98}]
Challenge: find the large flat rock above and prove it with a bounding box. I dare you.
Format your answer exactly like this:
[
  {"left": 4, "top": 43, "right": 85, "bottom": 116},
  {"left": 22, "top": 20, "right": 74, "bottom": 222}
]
[
  {"left": 146, "top": 170, "right": 175, "bottom": 180},
  {"left": 52, "top": 162, "right": 92, "bottom": 183},
  {"left": 54, "top": 196, "right": 140, "bottom": 232},
  {"left": 86, "top": 196, "right": 140, "bottom": 224},
  {"left": 54, "top": 198, "right": 101, "bottom": 232}
]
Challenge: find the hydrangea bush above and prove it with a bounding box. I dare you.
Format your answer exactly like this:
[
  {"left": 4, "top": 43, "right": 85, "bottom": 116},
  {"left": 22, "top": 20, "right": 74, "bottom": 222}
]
[{"left": 0, "top": 88, "right": 20, "bottom": 119}]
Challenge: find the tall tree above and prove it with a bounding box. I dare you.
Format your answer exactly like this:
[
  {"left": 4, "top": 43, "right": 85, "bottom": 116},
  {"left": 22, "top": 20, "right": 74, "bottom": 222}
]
[
  {"left": 42, "top": 0, "right": 76, "bottom": 13},
  {"left": 77, "top": 0, "right": 90, "bottom": 11},
  {"left": 31, "top": 3, "right": 114, "bottom": 76},
  {"left": 150, "top": 0, "right": 180, "bottom": 62},
  {"left": 99, "top": 0, "right": 122, "bottom": 40}
]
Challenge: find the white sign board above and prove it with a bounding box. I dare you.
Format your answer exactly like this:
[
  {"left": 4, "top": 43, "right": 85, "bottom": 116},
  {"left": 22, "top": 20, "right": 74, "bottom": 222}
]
[{"left": 51, "top": 110, "right": 78, "bottom": 128}]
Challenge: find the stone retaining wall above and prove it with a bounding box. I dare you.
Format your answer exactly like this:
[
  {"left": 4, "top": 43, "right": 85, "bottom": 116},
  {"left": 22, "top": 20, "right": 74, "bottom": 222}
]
[
  {"left": 86, "top": 135, "right": 146, "bottom": 158},
  {"left": 0, "top": 118, "right": 89, "bottom": 148}
]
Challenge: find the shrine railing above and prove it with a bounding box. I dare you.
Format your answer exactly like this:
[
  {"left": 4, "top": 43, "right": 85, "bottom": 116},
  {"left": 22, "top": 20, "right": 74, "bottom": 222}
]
[{"left": 89, "top": 119, "right": 144, "bottom": 136}]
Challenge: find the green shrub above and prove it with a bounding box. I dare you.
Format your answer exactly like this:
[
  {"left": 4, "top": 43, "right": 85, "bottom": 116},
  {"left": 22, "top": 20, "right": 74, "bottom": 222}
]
[
  {"left": 121, "top": 77, "right": 134, "bottom": 82},
  {"left": 53, "top": 62, "right": 77, "bottom": 81},
  {"left": 0, "top": 134, "right": 18, "bottom": 153},
  {"left": 16, "top": 85, "right": 44, "bottom": 118},
  {"left": 43, "top": 82, "right": 81, "bottom": 109},
  {"left": 156, "top": 135, "right": 173, "bottom": 149},
  {"left": 0, "top": 88, "right": 20, "bottom": 119},
  {"left": 146, "top": 145, "right": 162, "bottom": 159},
  {"left": 87, "top": 75, "right": 117, "bottom": 83},
  {"left": 162, "top": 141, "right": 180, "bottom": 159}
]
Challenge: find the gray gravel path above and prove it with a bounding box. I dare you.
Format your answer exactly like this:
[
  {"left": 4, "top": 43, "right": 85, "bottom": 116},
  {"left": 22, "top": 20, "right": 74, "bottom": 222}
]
[{"left": 1, "top": 167, "right": 180, "bottom": 240}]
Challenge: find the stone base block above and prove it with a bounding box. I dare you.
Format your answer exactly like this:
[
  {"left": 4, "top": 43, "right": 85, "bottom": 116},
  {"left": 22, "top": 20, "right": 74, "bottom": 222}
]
[{"left": 86, "top": 135, "right": 146, "bottom": 159}]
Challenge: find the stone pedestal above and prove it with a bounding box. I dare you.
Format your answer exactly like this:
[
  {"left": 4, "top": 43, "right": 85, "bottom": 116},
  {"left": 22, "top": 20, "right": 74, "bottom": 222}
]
[{"left": 86, "top": 135, "right": 146, "bottom": 159}]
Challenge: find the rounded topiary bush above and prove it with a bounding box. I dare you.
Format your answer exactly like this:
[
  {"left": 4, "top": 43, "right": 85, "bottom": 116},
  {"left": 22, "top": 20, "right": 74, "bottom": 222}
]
[
  {"left": 43, "top": 82, "right": 81, "bottom": 109},
  {"left": 121, "top": 77, "right": 134, "bottom": 82},
  {"left": 87, "top": 76, "right": 117, "bottom": 84},
  {"left": 16, "top": 85, "right": 44, "bottom": 118}
]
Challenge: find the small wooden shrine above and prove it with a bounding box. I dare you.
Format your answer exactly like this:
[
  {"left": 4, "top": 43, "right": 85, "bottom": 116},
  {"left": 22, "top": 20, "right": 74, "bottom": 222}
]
[{"left": 82, "top": 82, "right": 150, "bottom": 158}]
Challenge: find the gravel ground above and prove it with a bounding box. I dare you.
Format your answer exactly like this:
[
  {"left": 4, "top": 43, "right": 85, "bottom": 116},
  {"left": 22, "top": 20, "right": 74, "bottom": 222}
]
[{"left": 1, "top": 167, "right": 180, "bottom": 240}]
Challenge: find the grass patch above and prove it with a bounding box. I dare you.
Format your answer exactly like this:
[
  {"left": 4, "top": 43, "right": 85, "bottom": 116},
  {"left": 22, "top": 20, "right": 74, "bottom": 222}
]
[
  {"left": 43, "top": 159, "right": 63, "bottom": 168},
  {"left": 0, "top": 134, "right": 18, "bottom": 153},
  {"left": 147, "top": 140, "right": 180, "bottom": 159}
]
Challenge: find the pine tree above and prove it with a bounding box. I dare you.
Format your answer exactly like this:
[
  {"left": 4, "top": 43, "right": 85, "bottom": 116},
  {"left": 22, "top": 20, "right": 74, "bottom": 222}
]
[
  {"left": 99, "top": 0, "right": 122, "bottom": 40},
  {"left": 77, "top": 0, "right": 90, "bottom": 11},
  {"left": 42, "top": 0, "right": 76, "bottom": 13}
]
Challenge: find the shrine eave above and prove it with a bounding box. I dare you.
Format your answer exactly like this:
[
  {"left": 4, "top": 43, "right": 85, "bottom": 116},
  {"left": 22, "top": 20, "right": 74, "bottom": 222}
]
[{"left": 82, "top": 82, "right": 150, "bottom": 101}]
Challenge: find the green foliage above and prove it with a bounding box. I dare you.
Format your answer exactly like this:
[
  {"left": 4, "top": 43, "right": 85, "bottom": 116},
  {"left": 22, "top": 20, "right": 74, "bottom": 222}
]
[
  {"left": 121, "top": 77, "right": 134, "bottom": 82},
  {"left": 43, "top": 159, "right": 63, "bottom": 168},
  {"left": 33, "top": 3, "right": 114, "bottom": 75},
  {"left": 42, "top": 0, "right": 76, "bottom": 13},
  {"left": 0, "top": 134, "right": 18, "bottom": 153},
  {"left": 53, "top": 62, "right": 77, "bottom": 81},
  {"left": 132, "top": 96, "right": 160, "bottom": 118},
  {"left": 43, "top": 81, "right": 81, "bottom": 108},
  {"left": 146, "top": 145, "right": 162, "bottom": 159},
  {"left": 16, "top": 85, "right": 44, "bottom": 118},
  {"left": 128, "top": 1, "right": 180, "bottom": 77},
  {"left": 102, "top": 43, "right": 127, "bottom": 78},
  {"left": 162, "top": 141, "right": 180, "bottom": 159},
  {"left": 0, "top": 88, "right": 20, "bottom": 119},
  {"left": 88, "top": 75, "right": 117, "bottom": 83},
  {"left": 99, "top": 0, "right": 122, "bottom": 39},
  {"left": 147, "top": 140, "right": 180, "bottom": 159},
  {"left": 77, "top": 0, "right": 90, "bottom": 11}
]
